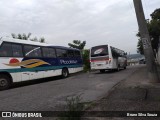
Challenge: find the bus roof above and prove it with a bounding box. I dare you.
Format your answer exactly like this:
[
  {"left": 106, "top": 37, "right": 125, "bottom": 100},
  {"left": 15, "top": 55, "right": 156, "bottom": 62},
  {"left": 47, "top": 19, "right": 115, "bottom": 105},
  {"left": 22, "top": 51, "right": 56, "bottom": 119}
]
[
  {"left": 0, "top": 37, "right": 49, "bottom": 46},
  {"left": 0, "top": 37, "right": 80, "bottom": 51},
  {"left": 49, "top": 46, "right": 80, "bottom": 51},
  {"left": 91, "top": 44, "right": 125, "bottom": 52}
]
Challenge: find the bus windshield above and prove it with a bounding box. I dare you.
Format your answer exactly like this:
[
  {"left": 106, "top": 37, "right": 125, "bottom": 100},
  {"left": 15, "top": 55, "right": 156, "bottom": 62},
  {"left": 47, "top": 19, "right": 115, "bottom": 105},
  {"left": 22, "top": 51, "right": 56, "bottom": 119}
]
[{"left": 91, "top": 45, "right": 108, "bottom": 57}]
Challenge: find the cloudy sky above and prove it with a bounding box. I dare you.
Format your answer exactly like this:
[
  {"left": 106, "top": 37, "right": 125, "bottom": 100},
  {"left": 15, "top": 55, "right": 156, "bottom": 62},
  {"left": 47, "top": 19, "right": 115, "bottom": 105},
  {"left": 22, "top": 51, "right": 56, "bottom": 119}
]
[{"left": 0, "top": 0, "right": 160, "bottom": 54}]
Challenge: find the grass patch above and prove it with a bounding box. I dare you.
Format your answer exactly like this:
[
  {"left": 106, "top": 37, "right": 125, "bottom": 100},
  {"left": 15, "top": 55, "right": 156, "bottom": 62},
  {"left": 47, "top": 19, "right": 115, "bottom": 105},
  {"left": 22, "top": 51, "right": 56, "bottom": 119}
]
[{"left": 57, "top": 94, "right": 84, "bottom": 120}]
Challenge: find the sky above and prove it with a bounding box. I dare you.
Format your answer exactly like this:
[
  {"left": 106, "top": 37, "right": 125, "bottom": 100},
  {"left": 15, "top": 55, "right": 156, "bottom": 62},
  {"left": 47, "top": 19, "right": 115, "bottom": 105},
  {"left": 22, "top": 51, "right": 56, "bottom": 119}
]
[{"left": 0, "top": 0, "right": 160, "bottom": 54}]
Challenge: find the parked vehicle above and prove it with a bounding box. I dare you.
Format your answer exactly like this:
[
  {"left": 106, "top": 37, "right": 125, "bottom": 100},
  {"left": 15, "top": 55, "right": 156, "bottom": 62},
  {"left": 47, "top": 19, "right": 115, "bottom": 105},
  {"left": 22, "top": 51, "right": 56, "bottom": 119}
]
[
  {"left": 90, "top": 45, "right": 127, "bottom": 73},
  {"left": 139, "top": 59, "right": 146, "bottom": 64},
  {"left": 0, "top": 37, "right": 83, "bottom": 90}
]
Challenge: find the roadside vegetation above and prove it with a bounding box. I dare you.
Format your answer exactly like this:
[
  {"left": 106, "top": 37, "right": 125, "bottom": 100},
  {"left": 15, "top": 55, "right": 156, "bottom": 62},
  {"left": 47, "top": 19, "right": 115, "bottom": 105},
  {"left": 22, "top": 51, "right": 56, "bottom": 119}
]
[
  {"left": 57, "top": 94, "right": 94, "bottom": 120},
  {"left": 137, "top": 8, "right": 160, "bottom": 55},
  {"left": 82, "top": 49, "right": 90, "bottom": 72},
  {"left": 57, "top": 95, "right": 84, "bottom": 120},
  {"left": 68, "top": 40, "right": 90, "bottom": 72}
]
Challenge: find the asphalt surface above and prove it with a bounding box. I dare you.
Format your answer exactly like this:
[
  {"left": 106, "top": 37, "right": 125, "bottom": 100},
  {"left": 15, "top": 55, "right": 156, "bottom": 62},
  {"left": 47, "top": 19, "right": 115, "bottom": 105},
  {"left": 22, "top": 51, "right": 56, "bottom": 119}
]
[
  {"left": 85, "top": 65, "right": 160, "bottom": 120},
  {"left": 0, "top": 65, "right": 142, "bottom": 111}
]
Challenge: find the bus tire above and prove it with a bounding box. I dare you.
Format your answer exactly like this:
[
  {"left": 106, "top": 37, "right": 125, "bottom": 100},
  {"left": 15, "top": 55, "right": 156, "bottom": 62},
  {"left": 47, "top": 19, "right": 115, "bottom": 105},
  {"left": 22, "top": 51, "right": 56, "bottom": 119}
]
[
  {"left": 100, "top": 70, "right": 105, "bottom": 73},
  {"left": 0, "top": 74, "right": 11, "bottom": 90},
  {"left": 62, "top": 68, "right": 69, "bottom": 78}
]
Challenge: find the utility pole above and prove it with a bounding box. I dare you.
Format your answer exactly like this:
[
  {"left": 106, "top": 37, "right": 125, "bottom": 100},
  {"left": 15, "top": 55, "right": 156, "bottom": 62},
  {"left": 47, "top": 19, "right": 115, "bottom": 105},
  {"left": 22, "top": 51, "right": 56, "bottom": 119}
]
[{"left": 133, "top": 0, "right": 159, "bottom": 82}]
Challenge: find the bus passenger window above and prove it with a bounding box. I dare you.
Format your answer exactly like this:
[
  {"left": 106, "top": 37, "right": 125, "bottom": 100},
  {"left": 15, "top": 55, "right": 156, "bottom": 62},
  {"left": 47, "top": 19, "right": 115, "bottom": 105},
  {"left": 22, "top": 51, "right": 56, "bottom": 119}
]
[
  {"left": 0, "top": 43, "right": 12, "bottom": 57},
  {"left": 68, "top": 50, "right": 74, "bottom": 57},
  {"left": 12, "top": 44, "right": 23, "bottom": 57},
  {"left": 74, "top": 51, "right": 81, "bottom": 57},
  {"left": 56, "top": 49, "right": 67, "bottom": 58},
  {"left": 24, "top": 45, "right": 42, "bottom": 57},
  {"left": 42, "top": 47, "right": 56, "bottom": 58}
]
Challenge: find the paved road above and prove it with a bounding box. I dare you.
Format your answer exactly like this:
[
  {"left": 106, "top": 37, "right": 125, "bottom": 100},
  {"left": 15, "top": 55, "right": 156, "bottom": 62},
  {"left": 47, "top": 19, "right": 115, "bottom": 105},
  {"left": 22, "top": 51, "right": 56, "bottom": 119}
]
[{"left": 0, "top": 65, "right": 143, "bottom": 111}]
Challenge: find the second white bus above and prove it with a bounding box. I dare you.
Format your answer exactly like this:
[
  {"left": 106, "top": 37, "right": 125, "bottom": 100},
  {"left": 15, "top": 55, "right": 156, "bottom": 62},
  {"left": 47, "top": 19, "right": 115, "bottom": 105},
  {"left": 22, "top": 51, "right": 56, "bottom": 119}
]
[{"left": 90, "top": 45, "right": 127, "bottom": 73}]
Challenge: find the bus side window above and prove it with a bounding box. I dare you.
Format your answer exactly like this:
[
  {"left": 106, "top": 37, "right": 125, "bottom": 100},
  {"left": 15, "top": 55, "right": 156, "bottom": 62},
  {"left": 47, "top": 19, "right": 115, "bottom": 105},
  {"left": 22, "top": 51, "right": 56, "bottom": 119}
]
[
  {"left": 0, "top": 43, "right": 12, "bottom": 57},
  {"left": 48, "top": 48, "right": 56, "bottom": 58},
  {"left": 68, "top": 50, "right": 74, "bottom": 58},
  {"left": 56, "top": 49, "right": 67, "bottom": 58},
  {"left": 74, "top": 50, "right": 81, "bottom": 57},
  {"left": 34, "top": 47, "right": 42, "bottom": 57},
  {"left": 24, "top": 45, "right": 42, "bottom": 57},
  {"left": 42, "top": 47, "right": 56, "bottom": 58},
  {"left": 110, "top": 47, "right": 117, "bottom": 58},
  {"left": 42, "top": 47, "right": 49, "bottom": 57},
  {"left": 12, "top": 44, "right": 23, "bottom": 57}
]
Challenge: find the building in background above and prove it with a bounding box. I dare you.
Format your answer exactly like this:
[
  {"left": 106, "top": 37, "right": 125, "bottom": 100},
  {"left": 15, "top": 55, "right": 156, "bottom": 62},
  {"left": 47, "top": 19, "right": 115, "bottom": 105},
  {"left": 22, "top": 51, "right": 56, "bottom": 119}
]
[{"left": 127, "top": 54, "right": 145, "bottom": 65}]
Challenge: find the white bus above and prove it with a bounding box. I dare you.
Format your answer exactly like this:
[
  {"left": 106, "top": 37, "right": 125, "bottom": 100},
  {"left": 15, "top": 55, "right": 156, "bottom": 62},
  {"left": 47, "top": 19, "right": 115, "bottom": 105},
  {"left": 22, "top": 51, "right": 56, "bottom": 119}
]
[
  {"left": 90, "top": 45, "right": 127, "bottom": 73},
  {"left": 0, "top": 37, "right": 83, "bottom": 90}
]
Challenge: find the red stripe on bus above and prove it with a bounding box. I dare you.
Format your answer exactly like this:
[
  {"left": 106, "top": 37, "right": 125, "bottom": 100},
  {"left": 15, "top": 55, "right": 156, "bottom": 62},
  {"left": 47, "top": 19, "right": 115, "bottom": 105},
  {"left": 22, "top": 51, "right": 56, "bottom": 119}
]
[{"left": 90, "top": 58, "right": 110, "bottom": 62}]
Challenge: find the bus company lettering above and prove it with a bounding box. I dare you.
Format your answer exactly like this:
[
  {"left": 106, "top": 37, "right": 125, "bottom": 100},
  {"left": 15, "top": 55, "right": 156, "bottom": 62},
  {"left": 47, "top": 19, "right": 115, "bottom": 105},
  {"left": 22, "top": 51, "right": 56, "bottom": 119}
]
[{"left": 60, "top": 60, "right": 77, "bottom": 64}]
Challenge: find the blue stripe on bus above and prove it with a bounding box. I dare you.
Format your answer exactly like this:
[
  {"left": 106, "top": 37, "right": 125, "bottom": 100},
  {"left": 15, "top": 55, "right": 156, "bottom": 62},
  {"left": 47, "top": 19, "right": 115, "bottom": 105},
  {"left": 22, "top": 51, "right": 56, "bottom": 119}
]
[{"left": 0, "top": 64, "right": 83, "bottom": 73}]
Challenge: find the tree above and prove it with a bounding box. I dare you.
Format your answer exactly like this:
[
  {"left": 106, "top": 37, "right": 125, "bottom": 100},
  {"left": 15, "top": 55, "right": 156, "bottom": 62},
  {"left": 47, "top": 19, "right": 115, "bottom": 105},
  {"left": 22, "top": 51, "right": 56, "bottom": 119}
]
[
  {"left": 136, "top": 32, "right": 144, "bottom": 55},
  {"left": 68, "top": 40, "right": 86, "bottom": 50},
  {"left": 82, "top": 49, "right": 90, "bottom": 72},
  {"left": 136, "top": 8, "right": 160, "bottom": 55},
  {"left": 30, "top": 37, "right": 38, "bottom": 42},
  {"left": 137, "top": 38, "right": 144, "bottom": 55},
  {"left": 39, "top": 37, "right": 45, "bottom": 43},
  {"left": 11, "top": 33, "right": 31, "bottom": 40},
  {"left": 68, "top": 40, "right": 90, "bottom": 72},
  {"left": 150, "top": 8, "right": 160, "bottom": 20},
  {"left": 11, "top": 33, "right": 45, "bottom": 43}
]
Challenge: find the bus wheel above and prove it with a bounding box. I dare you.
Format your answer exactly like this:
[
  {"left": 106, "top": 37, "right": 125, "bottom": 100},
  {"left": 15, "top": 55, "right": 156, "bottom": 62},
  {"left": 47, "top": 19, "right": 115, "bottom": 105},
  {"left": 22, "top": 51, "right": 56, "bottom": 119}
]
[
  {"left": 124, "top": 66, "right": 126, "bottom": 69},
  {"left": 0, "top": 75, "right": 11, "bottom": 90},
  {"left": 62, "top": 68, "right": 69, "bottom": 78},
  {"left": 100, "top": 70, "right": 105, "bottom": 73}
]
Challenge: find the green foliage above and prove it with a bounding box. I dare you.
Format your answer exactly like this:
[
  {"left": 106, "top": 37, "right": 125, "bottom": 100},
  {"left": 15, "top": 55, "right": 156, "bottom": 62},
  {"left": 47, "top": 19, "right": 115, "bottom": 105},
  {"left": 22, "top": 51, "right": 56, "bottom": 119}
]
[
  {"left": 57, "top": 95, "right": 84, "bottom": 120},
  {"left": 82, "top": 49, "right": 90, "bottom": 72},
  {"left": 66, "top": 95, "right": 84, "bottom": 112},
  {"left": 11, "top": 33, "right": 31, "bottom": 40},
  {"left": 68, "top": 40, "right": 90, "bottom": 72},
  {"left": 148, "top": 19, "right": 160, "bottom": 52},
  {"left": 151, "top": 8, "right": 160, "bottom": 20},
  {"left": 11, "top": 33, "right": 45, "bottom": 43},
  {"left": 30, "top": 37, "right": 38, "bottom": 42},
  {"left": 30, "top": 37, "right": 45, "bottom": 43},
  {"left": 39, "top": 37, "right": 45, "bottom": 43},
  {"left": 137, "top": 38, "right": 144, "bottom": 55},
  {"left": 136, "top": 32, "right": 144, "bottom": 54},
  {"left": 68, "top": 40, "right": 86, "bottom": 50},
  {"left": 136, "top": 8, "right": 160, "bottom": 54}
]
